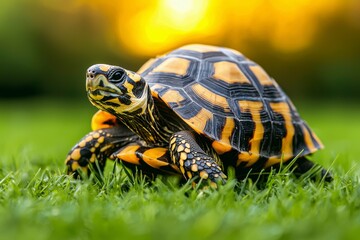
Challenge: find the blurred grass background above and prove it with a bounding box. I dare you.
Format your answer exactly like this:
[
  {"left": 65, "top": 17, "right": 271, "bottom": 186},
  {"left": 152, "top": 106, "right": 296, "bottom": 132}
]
[
  {"left": 1, "top": 0, "right": 360, "bottom": 101},
  {"left": 1, "top": 1, "right": 360, "bottom": 239}
]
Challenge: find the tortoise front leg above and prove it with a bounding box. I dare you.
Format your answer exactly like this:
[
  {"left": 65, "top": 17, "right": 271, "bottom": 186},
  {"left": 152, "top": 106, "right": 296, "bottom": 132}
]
[
  {"left": 65, "top": 126, "right": 140, "bottom": 178},
  {"left": 169, "top": 130, "right": 227, "bottom": 187}
]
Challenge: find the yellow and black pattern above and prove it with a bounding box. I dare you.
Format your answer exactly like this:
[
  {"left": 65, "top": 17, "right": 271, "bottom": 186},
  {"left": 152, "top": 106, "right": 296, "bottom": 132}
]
[
  {"left": 111, "top": 144, "right": 181, "bottom": 176},
  {"left": 67, "top": 44, "right": 328, "bottom": 183},
  {"left": 169, "top": 131, "right": 226, "bottom": 185},
  {"left": 65, "top": 124, "right": 141, "bottom": 177},
  {"left": 139, "top": 44, "right": 323, "bottom": 169}
]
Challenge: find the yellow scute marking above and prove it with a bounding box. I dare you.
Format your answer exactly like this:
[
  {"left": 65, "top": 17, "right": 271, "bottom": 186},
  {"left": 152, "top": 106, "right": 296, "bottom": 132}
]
[
  {"left": 302, "top": 126, "right": 324, "bottom": 151},
  {"left": 212, "top": 117, "right": 234, "bottom": 154},
  {"left": 150, "top": 83, "right": 165, "bottom": 98},
  {"left": 212, "top": 141, "right": 232, "bottom": 155},
  {"left": 238, "top": 152, "right": 261, "bottom": 166},
  {"left": 191, "top": 84, "right": 231, "bottom": 112},
  {"left": 152, "top": 57, "right": 190, "bottom": 76},
  {"left": 179, "top": 44, "right": 220, "bottom": 53},
  {"left": 213, "top": 61, "right": 250, "bottom": 84},
  {"left": 238, "top": 100, "right": 264, "bottom": 121},
  {"left": 311, "top": 131, "right": 324, "bottom": 149},
  {"left": 265, "top": 102, "right": 295, "bottom": 168},
  {"left": 185, "top": 108, "right": 213, "bottom": 134},
  {"left": 161, "top": 89, "right": 185, "bottom": 105},
  {"left": 236, "top": 101, "right": 265, "bottom": 167},
  {"left": 142, "top": 148, "right": 169, "bottom": 168},
  {"left": 301, "top": 125, "right": 317, "bottom": 154},
  {"left": 249, "top": 65, "right": 273, "bottom": 86}
]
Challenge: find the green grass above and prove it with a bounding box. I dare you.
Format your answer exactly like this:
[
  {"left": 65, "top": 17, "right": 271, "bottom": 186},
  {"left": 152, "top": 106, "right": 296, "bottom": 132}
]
[{"left": 0, "top": 99, "right": 360, "bottom": 240}]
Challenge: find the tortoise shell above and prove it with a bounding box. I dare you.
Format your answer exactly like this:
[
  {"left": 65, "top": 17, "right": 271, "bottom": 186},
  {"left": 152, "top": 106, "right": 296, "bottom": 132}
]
[{"left": 137, "top": 44, "right": 323, "bottom": 167}]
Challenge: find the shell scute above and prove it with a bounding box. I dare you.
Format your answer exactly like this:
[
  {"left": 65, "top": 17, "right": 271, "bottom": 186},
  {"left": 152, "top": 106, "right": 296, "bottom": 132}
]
[{"left": 139, "top": 44, "right": 323, "bottom": 162}]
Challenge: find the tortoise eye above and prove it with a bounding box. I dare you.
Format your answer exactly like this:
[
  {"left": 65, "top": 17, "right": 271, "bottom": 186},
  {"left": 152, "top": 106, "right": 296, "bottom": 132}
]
[{"left": 109, "top": 70, "right": 125, "bottom": 83}]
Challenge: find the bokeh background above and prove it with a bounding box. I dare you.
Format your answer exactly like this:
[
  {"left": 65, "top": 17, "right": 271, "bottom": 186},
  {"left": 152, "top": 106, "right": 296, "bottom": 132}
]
[
  {"left": 1, "top": 0, "right": 360, "bottom": 101},
  {"left": 1, "top": 2, "right": 360, "bottom": 239}
]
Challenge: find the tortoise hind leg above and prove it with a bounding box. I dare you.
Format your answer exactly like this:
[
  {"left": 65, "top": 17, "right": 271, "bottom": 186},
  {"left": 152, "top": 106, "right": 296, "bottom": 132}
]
[
  {"left": 111, "top": 144, "right": 181, "bottom": 177},
  {"left": 169, "top": 130, "right": 227, "bottom": 187},
  {"left": 291, "top": 157, "right": 333, "bottom": 182}
]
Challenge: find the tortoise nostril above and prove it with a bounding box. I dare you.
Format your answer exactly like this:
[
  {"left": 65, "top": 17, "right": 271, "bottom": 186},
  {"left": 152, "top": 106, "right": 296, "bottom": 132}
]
[
  {"left": 87, "top": 67, "right": 99, "bottom": 79},
  {"left": 86, "top": 73, "right": 95, "bottom": 79}
]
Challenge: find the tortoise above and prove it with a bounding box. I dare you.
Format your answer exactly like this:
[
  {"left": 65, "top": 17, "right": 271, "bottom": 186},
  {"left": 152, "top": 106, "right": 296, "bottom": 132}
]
[{"left": 66, "top": 44, "right": 331, "bottom": 185}]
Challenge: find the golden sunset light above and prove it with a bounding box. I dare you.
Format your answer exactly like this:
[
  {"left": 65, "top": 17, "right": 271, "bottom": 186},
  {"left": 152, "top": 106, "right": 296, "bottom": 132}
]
[
  {"left": 61, "top": 0, "right": 348, "bottom": 55},
  {"left": 1, "top": 0, "right": 360, "bottom": 238}
]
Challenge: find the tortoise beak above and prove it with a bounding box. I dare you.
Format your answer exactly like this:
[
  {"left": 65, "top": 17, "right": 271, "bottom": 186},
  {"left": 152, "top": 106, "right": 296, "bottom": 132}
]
[
  {"left": 85, "top": 68, "right": 108, "bottom": 95},
  {"left": 86, "top": 75, "right": 102, "bottom": 92},
  {"left": 86, "top": 64, "right": 113, "bottom": 91}
]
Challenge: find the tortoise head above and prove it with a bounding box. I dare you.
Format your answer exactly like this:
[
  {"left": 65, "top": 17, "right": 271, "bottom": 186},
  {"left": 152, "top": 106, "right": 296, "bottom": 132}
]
[{"left": 86, "top": 64, "right": 149, "bottom": 116}]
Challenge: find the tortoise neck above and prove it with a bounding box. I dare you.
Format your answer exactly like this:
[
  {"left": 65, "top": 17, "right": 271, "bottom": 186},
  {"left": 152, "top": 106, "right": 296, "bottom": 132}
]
[{"left": 116, "top": 91, "right": 175, "bottom": 146}]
